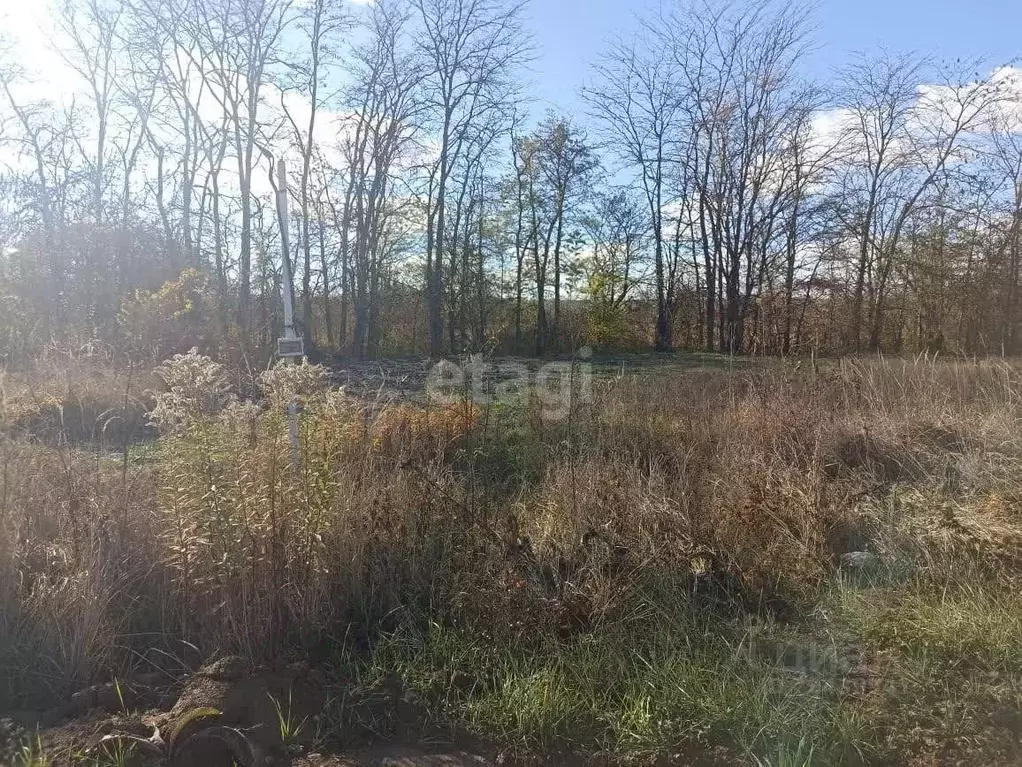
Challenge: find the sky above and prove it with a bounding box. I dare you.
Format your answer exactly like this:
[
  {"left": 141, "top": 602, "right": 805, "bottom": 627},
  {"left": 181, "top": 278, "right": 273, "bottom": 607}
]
[
  {"left": 3, "top": 0, "right": 1021, "bottom": 103},
  {"left": 1, "top": 0, "right": 1020, "bottom": 150},
  {"left": 525, "top": 0, "right": 1022, "bottom": 115}
]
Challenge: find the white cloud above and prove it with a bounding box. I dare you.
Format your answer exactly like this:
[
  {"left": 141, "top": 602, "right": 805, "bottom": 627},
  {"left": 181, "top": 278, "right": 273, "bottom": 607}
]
[
  {"left": 809, "top": 107, "right": 853, "bottom": 156},
  {"left": 913, "top": 66, "right": 1022, "bottom": 135}
]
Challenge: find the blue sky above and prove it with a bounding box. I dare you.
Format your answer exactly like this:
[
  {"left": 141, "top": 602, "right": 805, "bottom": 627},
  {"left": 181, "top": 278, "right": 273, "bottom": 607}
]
[
  {"left": 3, "top": 0, "right": 1017, "bottom": 113},
  {"left": 525, "top": 0, "right": 1021, "bottom": 115}
]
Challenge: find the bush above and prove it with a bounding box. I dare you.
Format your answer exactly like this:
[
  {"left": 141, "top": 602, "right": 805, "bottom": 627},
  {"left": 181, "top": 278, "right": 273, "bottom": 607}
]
[
  {"left": 118, "top": 268, "right": 213, "bottom": 359},
  {"left": 149, "top": 348, "right": 236, "bottom": 433}
]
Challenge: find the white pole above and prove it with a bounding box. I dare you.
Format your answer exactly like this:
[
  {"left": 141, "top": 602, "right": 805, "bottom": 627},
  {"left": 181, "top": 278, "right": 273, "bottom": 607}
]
[
  {"left": 277, "top": 159, "right": 298, "bottom": 342},
  {"left": 275, "top": 159, "right": 301, "bottom": 471}
]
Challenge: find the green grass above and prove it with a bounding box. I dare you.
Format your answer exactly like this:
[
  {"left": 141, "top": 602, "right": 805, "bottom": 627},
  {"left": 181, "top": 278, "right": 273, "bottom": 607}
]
[
  {"left": 323, "top": 565, "right": 1022, "bottom": 764},
  {"left": 830, "top": 576, "right": 1022, "bottom": 761},
  {"left": 846, "top": 586, "right": 1022, "bottom": 670},
  {"left": 12, "top": 736, "right": 52, "bottom": 767},
  {"left": 354, "top": 593, "right": 871, "bottom": 764}
]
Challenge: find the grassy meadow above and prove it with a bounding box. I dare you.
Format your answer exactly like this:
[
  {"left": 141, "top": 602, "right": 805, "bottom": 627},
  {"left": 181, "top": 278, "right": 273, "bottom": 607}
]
[{"left": 2, "top": 351, "right": 1022, "bottom": 765}]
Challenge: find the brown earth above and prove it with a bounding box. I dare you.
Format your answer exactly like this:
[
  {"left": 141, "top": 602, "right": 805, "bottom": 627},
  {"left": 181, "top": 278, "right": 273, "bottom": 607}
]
[{"left": 5, "top": 657, "right": 499, "bottom": 767}]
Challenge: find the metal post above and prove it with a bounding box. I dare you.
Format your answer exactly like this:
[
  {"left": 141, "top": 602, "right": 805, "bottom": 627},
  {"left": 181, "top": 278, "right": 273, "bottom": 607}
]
[{"left": 275, "top": 159, "right": 302, "bottom": 471}]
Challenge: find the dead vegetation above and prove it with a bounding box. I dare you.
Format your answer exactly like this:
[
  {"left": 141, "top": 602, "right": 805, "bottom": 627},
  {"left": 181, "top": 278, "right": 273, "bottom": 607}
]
[{"left": 2, "top": 354, "right": 1022, "bottom": 764}]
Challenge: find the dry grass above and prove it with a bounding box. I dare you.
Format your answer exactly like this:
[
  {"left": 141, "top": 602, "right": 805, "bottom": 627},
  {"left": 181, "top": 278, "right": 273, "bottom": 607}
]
[
  {"left": 3, "top": 353, "right": 1022, "bottom": 762},
  {"left": 0, "top": 353, "right": 156, "bottom": 447}
]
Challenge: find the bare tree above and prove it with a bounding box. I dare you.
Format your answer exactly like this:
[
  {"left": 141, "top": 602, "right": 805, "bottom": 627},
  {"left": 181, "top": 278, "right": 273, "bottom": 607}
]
[
  {"left": 588, "top": 32, "right": 681, "bottom": 351},
  {"left": 280, "top": 0, "right": 349, "bottom": 346},
  {"left": 836, "top": 52, "right": 1002, "bottom": 350},
  {"left": 537, "top": 115, "right": 597, "bottom": 345},
  {"left": 0, "top": 42, "right": 71, "bottom": 330},
  {"left": 670, "top": 0, "right": 816, "bottom": 354},
  {"left": 413, "top": 0, "right": 530, "bottom": 357},
  {"left": 177, "top": 0, "right": 294, "bottom": 336},
  {"left": 332, "top": 0, "right": 421, "bottom": 357},
  {"left": 989, "top": 105, "right": 1022, "bottom": 352}
]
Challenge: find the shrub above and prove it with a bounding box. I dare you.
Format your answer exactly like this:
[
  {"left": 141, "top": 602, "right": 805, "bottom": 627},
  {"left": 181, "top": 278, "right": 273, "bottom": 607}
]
[
  {"left": 118, "top": 268, "right": 212, "bottom": 359},
  {"left": 258, "top": 359, "right": 330, "bottom": 408},
  {"left": 149, "top": 348, "right": 236, "bottom": 433}
]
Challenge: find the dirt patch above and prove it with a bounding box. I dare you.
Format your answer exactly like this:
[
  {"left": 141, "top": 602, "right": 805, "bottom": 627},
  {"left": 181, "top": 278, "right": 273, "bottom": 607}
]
[
  {"left": 297, "top": 748, "right": 493, "bottom": 766},
  {"left": 9, "top": 657, "right": 502, "bottom": 767}
]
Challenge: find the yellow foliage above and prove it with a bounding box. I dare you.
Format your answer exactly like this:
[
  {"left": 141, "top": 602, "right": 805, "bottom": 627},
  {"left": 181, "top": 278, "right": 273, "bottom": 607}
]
[{"left": 119, "top": 268, "right": 211, "bottom": 356}]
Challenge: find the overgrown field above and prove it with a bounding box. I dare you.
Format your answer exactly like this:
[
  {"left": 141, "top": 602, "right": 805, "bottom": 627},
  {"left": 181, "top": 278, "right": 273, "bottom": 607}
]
[{"left": 2, "top": 353, "right": 1022, "bottom": 765}]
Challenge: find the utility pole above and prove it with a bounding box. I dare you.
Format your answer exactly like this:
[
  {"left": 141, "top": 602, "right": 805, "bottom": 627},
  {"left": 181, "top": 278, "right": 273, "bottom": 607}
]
[{"left": 275, "top": 159, "right": 303, "bottom": 470}]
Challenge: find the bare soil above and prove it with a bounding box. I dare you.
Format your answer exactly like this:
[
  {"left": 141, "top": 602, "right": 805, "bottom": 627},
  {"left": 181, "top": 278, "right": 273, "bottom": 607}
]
[{"left": 6, "top": 657, "right": 498, "bottom": 767}]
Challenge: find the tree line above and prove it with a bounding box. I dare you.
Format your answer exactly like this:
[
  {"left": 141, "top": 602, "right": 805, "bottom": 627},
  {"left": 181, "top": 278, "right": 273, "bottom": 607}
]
[{"left": 0, "top": 0, "right": 1020, "bottom": 363}]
